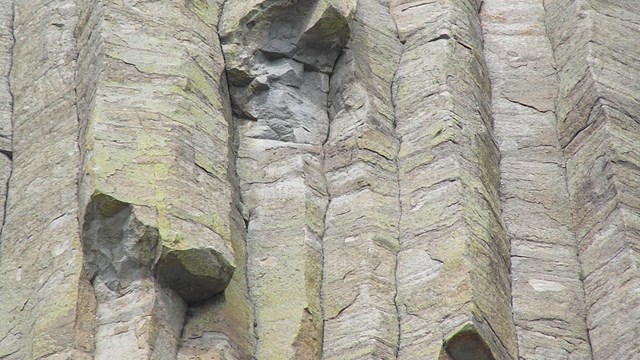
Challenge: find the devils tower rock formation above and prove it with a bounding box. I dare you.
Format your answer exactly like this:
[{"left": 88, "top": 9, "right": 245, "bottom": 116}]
[{"left": 0, "top": 0, "right": 638, "bottom": 359}]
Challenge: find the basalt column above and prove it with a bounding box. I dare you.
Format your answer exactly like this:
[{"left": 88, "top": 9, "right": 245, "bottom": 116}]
[
  {"left": 75, "top": 1, "right": 243, "bottom": 358},
  {"left": 0, "top": 1, "right": 88, "bottom": 358},
  {"left": 545, "top": 1, "right": 640, "bottom": 358},
  {"left": 321, "top": 0, "right": 403, "bottom": 358},
  {"left": 390, "top": 0, "right": 518, "bottom": 358},
  {"left": 481, "top": 1, "right": 592, "bottom": 358},
  {"left": 220, "top": 0, "right": 355, "bottom": 358}
]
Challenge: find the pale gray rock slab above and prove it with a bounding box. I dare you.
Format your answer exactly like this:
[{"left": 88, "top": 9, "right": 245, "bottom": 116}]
[
  {"left": 0, "top": 1, "right": 87, "bottom": 358},
  {"left": 0, "top": 0, "right": 10, "bottom": 231},
  {"left": 0, "top": 0, "right": 11, "bottom": 152},
  {"left": 236, "top": 137, "right": 326, "bottom": 359},
  {"left": 321, "top": 1, "right": 403, "bottom": 358},
  {"left": 482, "top": 2, "right": 593, "bottom": 357},
  {"left": 391, "top": 1, "right": 517, "bottom": 358},
  {"left": 545, "top": 0, "right": 640, "bottom": 358}
]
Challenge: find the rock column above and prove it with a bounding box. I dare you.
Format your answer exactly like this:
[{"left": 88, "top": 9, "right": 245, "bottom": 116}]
[
  {"left": 321, "top": 0, "right": 403, "bottom": 358},
  {"left": 545, "top": 0, "right": 640, "bottom": 358},
  {"left": 75, "top": 0, "right": 241, "bottom": 358},
  {"left": 220, "top": 0, "right": 356, "bottom": 358},
  {"left": 0, "top": 1, "right": 88, "bottom": 358},
  {"left": 481, "top": 0, "right": 593, "bottom": 358},
  {"left": 390, "top": 0, "right": 518, "bottom": 358}
]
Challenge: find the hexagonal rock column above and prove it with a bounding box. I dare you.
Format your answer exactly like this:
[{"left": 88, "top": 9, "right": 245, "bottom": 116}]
[
  {"left": 75, "top": 0, "right": 238, "bottom": 358},
  {"left": 390, "top": 0, "right": 518, "bottom": 358},
  {"left": 220, "top": 0, "right": 356, "bottom": 358},
  {"left": 320, "top": 0, "right": 403, "bottom": 358},
  {"left": 481, "top": 0, "right": 593, "bottom": 358},
  {"left": 0, "top": 1, "right": 88, "bottom": 358},
  {"left": 545, "top": 1, "right": 640, "bottom": 358}
]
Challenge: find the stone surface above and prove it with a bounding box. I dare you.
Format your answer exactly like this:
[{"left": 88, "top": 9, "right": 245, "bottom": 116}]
[
  {"left": 0, "top": 1, "right": 87, "bottom": 358},
  {"left": 0, "top": 0, "right": 11, "bottom": 230},
  {"left": 321, "top": 0, "right": 402, "bottom": 358},
  {"left": 481, "top": 1, "right": 592, "bottom": 358},
  {"left": 391, "top": 0, "right": 517, "bottom": 358},
  {"left": 221, "top": 0, "right": 357, "bottom": 358},
  {"left": 545, "top": 0, "right": 640, "bottom": 358},
  {"left": 0, "top": 1, "right": 638, "bottom": 359}
]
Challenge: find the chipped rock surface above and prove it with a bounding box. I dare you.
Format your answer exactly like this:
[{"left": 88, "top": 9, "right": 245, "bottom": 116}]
[
  {"left": 0, "top": 1, "right": 638, "bottom": 359},
  {"left": 482, "top": 1, "right": 592, "bottom": 358}
]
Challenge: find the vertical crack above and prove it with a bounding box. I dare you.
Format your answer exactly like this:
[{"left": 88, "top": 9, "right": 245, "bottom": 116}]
[
  {"left": 388, "top": 2, "right": 405, "bottom": 355},
  {"left": 478, "top": 2, "right": 519, "bottom": 357},
  {"left": 216, "top": 0, "right": 259, "bottom": 352},
  {"left": 0, "top": 0, "right": 16, "bottom": 242},
  {"left": 318, "top": 44, "right": 349, "bottom": 359}
]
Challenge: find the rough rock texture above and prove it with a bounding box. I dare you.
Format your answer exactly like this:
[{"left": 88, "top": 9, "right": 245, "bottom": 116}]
[
  {"left": 391, "top": 0, "right": 517, "bottom": 358},
  {"left": 321, "top": 1, "right": 402, "bottom": 358},
  {"left": 0, "top": 1, "right": 87, "bottom": 358},
  {"left": 544, "top": 1, "right": 640, "bottom": 358},
  {"left": 482, "top": 1, "right": 592, "bottom": 358},
  {"left": 0, "top": 1, "right": 638, "bottom": 359}
]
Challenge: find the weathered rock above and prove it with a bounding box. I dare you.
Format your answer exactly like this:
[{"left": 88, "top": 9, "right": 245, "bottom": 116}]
[
  {"left": 0, "top": 1, "right": 87, "bottom": 358},
  {"left": 0, "top": 1, "right": 638, "bottom": 359},
  {"left": 545, "top": 0, "right": 640, "bottom": 358},
  {"left": 74, "top": 0, "right": 249, "bottom": 358},
  {"left": 481, "top": 0, "right": 592, "bottom": 358},
  {"left": 0, "top": 0, "right": 10, "bottom": 230},
  {"left": 391, "top": 0, "right": 517, "bottom": 358},
  {"left": 221, "top": 0, "right": 356, "bottom": 358},
  {"left": 76, "top": 0, "right": 236, "bottom": 304},
  {"left": 321, "top": 0, "right": 402, "bottom": 358}
]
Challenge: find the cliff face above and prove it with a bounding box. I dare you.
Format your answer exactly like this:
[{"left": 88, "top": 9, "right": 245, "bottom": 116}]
[{"left": 0, "top": 0, "right": 638, "bottom": 359}]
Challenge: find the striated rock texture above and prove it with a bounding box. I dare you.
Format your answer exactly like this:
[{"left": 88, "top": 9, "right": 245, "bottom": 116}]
[{"left": 0, "top": 1, "right": 637, "bottom": 359}]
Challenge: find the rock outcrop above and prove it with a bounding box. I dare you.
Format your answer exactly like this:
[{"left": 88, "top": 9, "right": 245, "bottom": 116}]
[{"left": 0, "top": 0, "right": 638, "bottom": 359}]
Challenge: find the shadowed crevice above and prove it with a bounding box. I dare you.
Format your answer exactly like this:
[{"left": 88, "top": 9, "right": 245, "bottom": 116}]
[{"left": 442, "top": 325, "right": 496, "bottom": 360}]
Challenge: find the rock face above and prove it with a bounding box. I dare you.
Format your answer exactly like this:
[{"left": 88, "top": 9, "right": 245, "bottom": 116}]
[{"left": 0, "top": 1, "right": 638, "bottom": 359}]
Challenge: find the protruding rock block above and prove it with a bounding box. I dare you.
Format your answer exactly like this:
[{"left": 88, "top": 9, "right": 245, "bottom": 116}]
[
  {"left": 158, "top": 247, "right": 235, "bottom": 304},
  {"left": 221, "top": 0, "right": 355, "bottom": 143},
  {"left": 83, "top": 194, "right": 235, "bottom": 305},
  {"left": 82, "top": 195, "right": 160, "bottom": 288}
]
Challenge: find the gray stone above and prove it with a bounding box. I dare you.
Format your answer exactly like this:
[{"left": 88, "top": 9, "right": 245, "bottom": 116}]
[
  {"left": 545, "top": 0, "right": 640, "bottom": 358},
  {"left": 0, "top": 1, "right": 638, "bottom": 359},
  {"left": 481, "top": 0, "right": 593, "bottom": 358}
]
